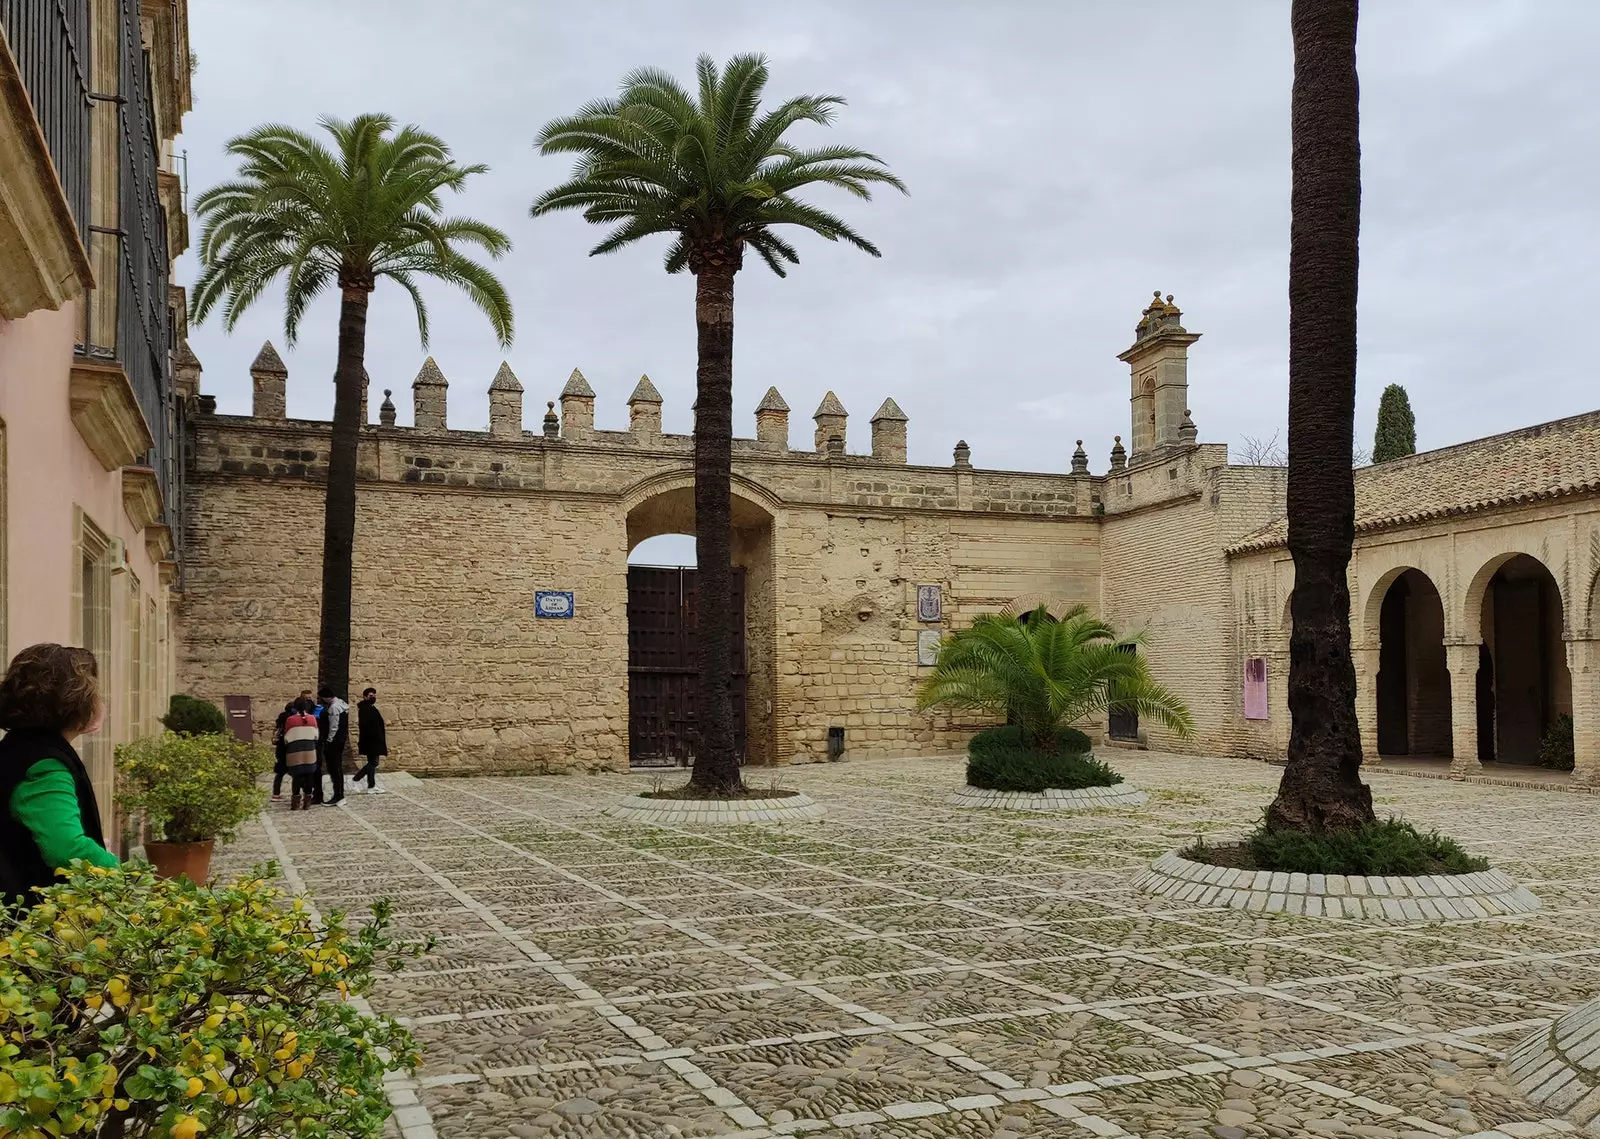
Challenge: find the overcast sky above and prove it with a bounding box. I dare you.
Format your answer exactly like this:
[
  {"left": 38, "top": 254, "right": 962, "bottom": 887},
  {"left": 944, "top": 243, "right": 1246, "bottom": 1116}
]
[{"left": 179, "top": 0, "right": 1599, "bottom": 486}]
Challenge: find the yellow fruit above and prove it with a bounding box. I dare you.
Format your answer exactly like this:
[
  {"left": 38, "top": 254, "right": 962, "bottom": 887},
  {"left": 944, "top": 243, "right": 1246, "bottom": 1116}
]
[
  {"left": 171, "top": 1116, "right": 203, "bottom": 1139},
  {"left": 186, "top": 1077, "right": 203, "bottom": 1098}
]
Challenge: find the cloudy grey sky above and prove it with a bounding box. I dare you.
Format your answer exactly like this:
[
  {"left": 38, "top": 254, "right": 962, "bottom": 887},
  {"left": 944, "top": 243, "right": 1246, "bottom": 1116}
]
[{"left": 179, "top": 0, "right": 1600, "bottom": 484}]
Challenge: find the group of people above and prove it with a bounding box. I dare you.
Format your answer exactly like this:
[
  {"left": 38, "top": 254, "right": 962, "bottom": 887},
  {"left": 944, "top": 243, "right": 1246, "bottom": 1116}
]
[{"left": 270, "top": 686, "right": 387, "bottom": 809}]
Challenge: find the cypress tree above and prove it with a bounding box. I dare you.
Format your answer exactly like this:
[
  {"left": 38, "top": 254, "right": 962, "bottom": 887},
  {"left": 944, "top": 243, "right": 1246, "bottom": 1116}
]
[{"left": 1372, "top": 383, "right": 1417, "bottom": 462}]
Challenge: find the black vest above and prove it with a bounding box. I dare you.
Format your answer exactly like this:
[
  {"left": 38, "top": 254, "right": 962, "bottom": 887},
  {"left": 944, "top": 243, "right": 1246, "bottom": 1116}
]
[{"left": 0, "top": 729, "right": 107, "bottom": 906}]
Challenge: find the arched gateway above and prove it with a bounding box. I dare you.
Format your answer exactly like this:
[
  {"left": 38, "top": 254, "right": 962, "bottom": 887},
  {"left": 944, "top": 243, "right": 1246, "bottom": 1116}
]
[{"left": 623, "top": 479, "right": 778, "bottom": 768}]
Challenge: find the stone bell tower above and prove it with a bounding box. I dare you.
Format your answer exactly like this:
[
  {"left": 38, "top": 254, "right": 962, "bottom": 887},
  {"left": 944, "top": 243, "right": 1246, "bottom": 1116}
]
[{"left": 1118, "top": 292, "right": 1200, "bottom": 461}]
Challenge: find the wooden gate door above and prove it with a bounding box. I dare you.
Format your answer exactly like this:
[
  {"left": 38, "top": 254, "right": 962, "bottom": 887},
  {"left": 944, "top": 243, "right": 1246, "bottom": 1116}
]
[
  {"left": 1108, "top": 644, "right": 1140, "bottom": 742},
  {"left": 628, "top": 566, "right": 746, "bottom": 767}
]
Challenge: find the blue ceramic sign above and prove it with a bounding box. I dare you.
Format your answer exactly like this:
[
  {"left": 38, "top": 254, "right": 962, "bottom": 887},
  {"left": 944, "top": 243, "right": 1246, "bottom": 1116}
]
[{"left": 534, "top": 590, "right": 574, "bottom": 619}]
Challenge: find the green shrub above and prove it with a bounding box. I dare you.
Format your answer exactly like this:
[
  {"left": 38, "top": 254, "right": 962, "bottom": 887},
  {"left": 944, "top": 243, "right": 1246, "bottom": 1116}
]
[
  {"left": 966, "top": 725, "right": 1121, "bottom": 792},
  {"left": 1537, "top": 714, "right": 1575, "bottom": 771},
  {"left": 160, "top": 693, "right": 226, "bottom": 736},
  {"left": 1184, "top": 817, "right": 1489, "bottom": 876},
  {"left": 0, "top": 862, "right": 426, "bottom": 1138},
  {"left": 117, "top": 732, "right": 272, "bottom": 844}
]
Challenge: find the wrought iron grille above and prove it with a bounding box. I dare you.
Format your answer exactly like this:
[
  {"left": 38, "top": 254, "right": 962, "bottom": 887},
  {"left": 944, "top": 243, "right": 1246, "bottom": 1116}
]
[
  {"left": 116, "top": 3, "right": 173, "bottom": 517},
  {"left": 0, "top": 0, "right": 92, "bottom": 234}
]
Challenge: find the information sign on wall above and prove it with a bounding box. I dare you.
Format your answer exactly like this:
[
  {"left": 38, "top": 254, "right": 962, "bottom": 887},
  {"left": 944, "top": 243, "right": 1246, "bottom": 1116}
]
[
  {"left": 535, "top": 590, "right": 575, "bottom": 619},
  {"left": 1243, "top": 657, "right": 1269, "bottom": 720},
  {"left": 917, "top": 629, "right": 942, "bottom": 667}
]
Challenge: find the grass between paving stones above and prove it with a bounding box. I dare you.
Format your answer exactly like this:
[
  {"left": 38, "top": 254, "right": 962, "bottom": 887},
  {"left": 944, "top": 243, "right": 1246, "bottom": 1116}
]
[
  {"left": 1182, "top": 817, "right": 1490, "bottom": 876},
  {"left": 966, "top": 725, "right": 1122, "bottom": 792}
]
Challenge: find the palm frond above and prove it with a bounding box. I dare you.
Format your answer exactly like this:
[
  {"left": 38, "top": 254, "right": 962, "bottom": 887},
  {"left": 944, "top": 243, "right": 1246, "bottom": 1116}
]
[
  {"left": 918, "top": 608, "right": 1195, "bottom": 748},
  {"left": 191, "top": 113, "right": 514, "bottom": 351},
  {"left": 531, "top": 55, "right": 903, "bottom": 278}
]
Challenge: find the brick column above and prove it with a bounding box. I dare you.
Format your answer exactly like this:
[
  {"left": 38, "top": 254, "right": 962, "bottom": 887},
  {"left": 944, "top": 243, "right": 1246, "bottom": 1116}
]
[
  {"left": 1569, "top": 637, "right": 1598, "bottom": 786},
  {"left": 1446, "top": 641, "right": 1479, "bottom": 778},
  {"left": 1352, "top": 645, "right": 1380, "bottom": 764}
]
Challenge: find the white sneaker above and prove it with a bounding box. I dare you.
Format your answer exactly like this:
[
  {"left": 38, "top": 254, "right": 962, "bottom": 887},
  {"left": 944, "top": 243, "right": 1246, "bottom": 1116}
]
[{"left": 371, "top": 785, "right": 388, "bottom": 794}]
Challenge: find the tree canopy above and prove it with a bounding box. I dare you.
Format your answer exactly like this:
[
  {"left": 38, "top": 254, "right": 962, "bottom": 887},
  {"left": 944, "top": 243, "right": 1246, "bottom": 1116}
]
[
  {"left": 1372, "top": 383, "right": 1417, "bottom": 462},
  {"left": 532, "top": 53, "right": 906, "bottom": 274}
]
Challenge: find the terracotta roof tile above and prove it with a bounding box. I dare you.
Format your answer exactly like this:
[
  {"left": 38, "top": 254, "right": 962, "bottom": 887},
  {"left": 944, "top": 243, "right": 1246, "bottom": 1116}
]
[{"left": 1227, "top": 409, "right": 1600, "bottom": 555}]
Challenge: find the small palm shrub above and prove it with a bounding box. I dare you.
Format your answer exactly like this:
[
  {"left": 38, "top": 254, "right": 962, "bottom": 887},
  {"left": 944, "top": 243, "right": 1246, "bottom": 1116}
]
[
  {"left": 160, "top": 694, "right": 227, "bottom": 736},
  {"left": 967, "top": 725, "right": 1120, "bottom": 792},
  {"left": 919, "top": 606, "right": 1193, "bottom": 751},
  {"left": 1537, "top": 714, "right": 1575, "bottom": 771},
  {"left": 0, "top": 863, "right": 425, "bottom": 1137},
  {"left": 117, "top": 733, "right": 271, "bottom": 844},
  {"left": 1185, "top": 817, "right": 1489, "bottom": 876}
]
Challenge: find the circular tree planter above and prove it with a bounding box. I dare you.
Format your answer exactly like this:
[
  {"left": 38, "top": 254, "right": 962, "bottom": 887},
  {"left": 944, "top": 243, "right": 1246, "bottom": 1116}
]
[
  {"left": 1503, "top": 998, "right": 1600, "bottom": 1126},
  {"left": 1135, "top": 851, "right": 1540, "bottom": 920},
  {"left": 949, "top": 784, "right": 1147, "bottom": 811},
  {"left": 603, "top": 791, "right": 825, "bottom": 826}
]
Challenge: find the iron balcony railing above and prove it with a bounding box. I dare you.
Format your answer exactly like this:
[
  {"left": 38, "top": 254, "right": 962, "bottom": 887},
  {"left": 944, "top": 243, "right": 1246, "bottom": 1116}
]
[
  {"left": 0, "top": 0, "right": 93, "bottom": 236},
  {"left": 116, "top": 9, "right": 173, "bottom": 519}
]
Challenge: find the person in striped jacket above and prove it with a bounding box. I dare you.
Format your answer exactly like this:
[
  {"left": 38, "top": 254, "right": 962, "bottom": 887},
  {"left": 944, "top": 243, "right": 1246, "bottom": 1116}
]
[{"left": 282, "top": 697, "right": 322, "bottom": 811}]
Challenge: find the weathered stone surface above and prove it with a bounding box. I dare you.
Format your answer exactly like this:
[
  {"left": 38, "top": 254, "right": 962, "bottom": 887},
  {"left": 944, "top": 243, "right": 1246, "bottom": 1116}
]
[{"left": 211, "top": 750, "right": 1600, "bottom": 1139}]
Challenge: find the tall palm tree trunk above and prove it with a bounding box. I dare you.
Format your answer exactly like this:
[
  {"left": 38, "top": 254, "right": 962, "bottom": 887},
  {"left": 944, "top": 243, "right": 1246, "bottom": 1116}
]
[
  {"left": 689, "top": 251, "right": 742, "bottom": 794},
  {"left": 1268, "top": 0, "right": 1376, "bottom": 833},
  {"left": 317, "top": 286, "right": 370, "bottom": 700}
]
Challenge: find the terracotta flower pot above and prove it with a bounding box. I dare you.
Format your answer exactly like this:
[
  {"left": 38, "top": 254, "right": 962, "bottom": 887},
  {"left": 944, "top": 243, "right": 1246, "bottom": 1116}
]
[{"left": 145, "top": 839, "right": 215, "bottom": 883}]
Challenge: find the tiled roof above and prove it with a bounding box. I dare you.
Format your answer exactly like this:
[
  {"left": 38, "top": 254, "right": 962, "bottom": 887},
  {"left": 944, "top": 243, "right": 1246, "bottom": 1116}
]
[{"left": 1226, "top": 409, "right": 1600, "bottom": 555}]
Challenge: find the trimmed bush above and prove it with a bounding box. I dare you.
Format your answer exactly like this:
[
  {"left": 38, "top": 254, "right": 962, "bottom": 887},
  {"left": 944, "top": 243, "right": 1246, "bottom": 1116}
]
[
  {"left": 160, "top": 693, "right": 226, "bottom": 736},
  {"left": 117, "top": 732, "right": 272, "bottom": 844},
  {"left": 1184, "top": 817, "right": 1489, "bottom": 876},
  {"left": 0, "top": 863, "right": 426, "bottom": 1137},
  {"left": 966, "top": 725, "right": 1121, "bottom": 792},
  {"left": 1537, "top": 714, "right": 1575, "bottom": 771}
]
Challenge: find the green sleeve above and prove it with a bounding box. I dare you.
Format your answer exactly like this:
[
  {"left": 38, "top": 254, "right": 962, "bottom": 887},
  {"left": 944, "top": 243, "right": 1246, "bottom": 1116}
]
[{"left": 10, "top": 759, "right": 119, "bottom": 871}]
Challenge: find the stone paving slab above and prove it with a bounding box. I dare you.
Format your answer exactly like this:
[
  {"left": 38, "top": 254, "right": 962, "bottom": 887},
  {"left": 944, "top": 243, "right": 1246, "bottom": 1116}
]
[{"left": 214, "top": 750, "right": 1600, "bottom": 1138}]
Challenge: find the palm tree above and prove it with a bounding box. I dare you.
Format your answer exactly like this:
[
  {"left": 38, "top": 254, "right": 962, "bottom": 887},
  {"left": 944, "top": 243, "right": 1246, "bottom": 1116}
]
[
  {"left": 533, "top": 54, "right": 905, "bottom": 794},
  {"left": 1267, "top": 0, "right": 1377, "bottom": 833},
  {"left": 917, "top": 606, "right": 1194, "bottom": 752},
  {"left": 191, "top": 114, "right": 514, "bottom": 701}
]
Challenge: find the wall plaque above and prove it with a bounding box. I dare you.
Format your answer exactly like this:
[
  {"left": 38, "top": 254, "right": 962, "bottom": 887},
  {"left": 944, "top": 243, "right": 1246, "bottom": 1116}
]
[
  {"left": 917, "top": 629, "right": 942, "bottom": 667},
  {"left": 535, "top": 590, "right": 574, "bottom": 619},
  {"left": 916, "top": 584, "right": 943, "bottom": 623}
]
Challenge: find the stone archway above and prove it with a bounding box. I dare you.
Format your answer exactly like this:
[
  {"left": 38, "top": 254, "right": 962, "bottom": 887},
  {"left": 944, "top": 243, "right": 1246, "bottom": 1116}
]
[
  {"left": 1470, "top": 553, "right": 1571, "bottom": 765},
  {"left": 624, "top": 483, "right": 778, "bottom": 767},
  {"left": 1373, "top": 569, "right": 1451, "bottom": 758}
]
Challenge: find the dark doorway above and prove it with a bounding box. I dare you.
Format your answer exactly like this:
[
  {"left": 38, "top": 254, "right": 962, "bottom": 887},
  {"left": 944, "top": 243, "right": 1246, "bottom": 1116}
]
[
  {"left": 1374, "top": 570, "right": 1451, "bottom": 757},
  {"left": 627, "top": 566, "right": 747, "bottom": 768},
  {"left": 1108, "top": 643, "right": 1139, "bottom": 741},
  {"left": 1483, "top": 554, "right": 1569, "bottom": 764},
  {"left": 1475, "top": 644, "right": 1495, "bottom": 762}
]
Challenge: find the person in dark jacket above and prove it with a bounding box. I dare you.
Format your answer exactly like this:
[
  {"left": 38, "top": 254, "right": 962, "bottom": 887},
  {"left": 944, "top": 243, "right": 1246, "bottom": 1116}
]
[
  {"left": 353, "top": 687, "right": 388, "bottom": 793},
  {"left": 270, "top": 700, "right": 294, "bottom": 800},
  {"left": 317, "top": 685, "right": 350, "bottom": 806},
  {"left": 0, "top": 644, "right": 119, "bottom": 907}
]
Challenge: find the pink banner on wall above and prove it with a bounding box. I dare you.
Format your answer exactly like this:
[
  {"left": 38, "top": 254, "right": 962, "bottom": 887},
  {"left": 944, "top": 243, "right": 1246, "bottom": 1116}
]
[{"left": 1243, "top": 658, "right": 1269, "bottom": 720}]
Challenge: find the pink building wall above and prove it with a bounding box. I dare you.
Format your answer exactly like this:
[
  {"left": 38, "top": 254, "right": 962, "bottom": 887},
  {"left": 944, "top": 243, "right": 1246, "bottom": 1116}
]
[{"left": 0, "top": 300, "right": 176, "bottom": 833}]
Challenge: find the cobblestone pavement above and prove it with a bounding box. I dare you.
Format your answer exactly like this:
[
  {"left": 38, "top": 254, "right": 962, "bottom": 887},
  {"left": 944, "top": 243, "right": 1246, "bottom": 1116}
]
[{"left": 213, "top": 752, "right": 1600, "bottom": 1139}]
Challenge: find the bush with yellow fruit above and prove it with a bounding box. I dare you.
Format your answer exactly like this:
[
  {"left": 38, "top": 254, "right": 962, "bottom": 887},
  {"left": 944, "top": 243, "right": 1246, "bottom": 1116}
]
[{"left": 0, "top": 862, "right": 427, "bottom": 1136}]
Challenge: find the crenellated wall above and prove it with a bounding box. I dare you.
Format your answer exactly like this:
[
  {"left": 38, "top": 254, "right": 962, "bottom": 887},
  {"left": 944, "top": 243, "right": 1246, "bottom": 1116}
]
[
  {"left": 176, "top": 294, "right": 1600, "bottom": 782},
  {"left": 178, "top": 355, "right": 1153, "bottom": 774}
]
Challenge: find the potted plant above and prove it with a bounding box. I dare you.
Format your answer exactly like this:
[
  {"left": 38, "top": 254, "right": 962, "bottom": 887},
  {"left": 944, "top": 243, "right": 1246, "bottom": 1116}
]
[
  {"left": 917, "top": 605, "right": 1194, "bottom": 799},
  {"left": 116, "top": 732, "right": 271, "bottom": 881},
  {"left": 0, "top": 862, "right": 426, "bottom": 1137}
]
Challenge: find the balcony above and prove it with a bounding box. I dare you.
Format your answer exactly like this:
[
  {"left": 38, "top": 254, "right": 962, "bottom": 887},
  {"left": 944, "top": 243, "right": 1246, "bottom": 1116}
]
[{"left": 0, "top": 0, "right": 95, "bottom": 317}]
